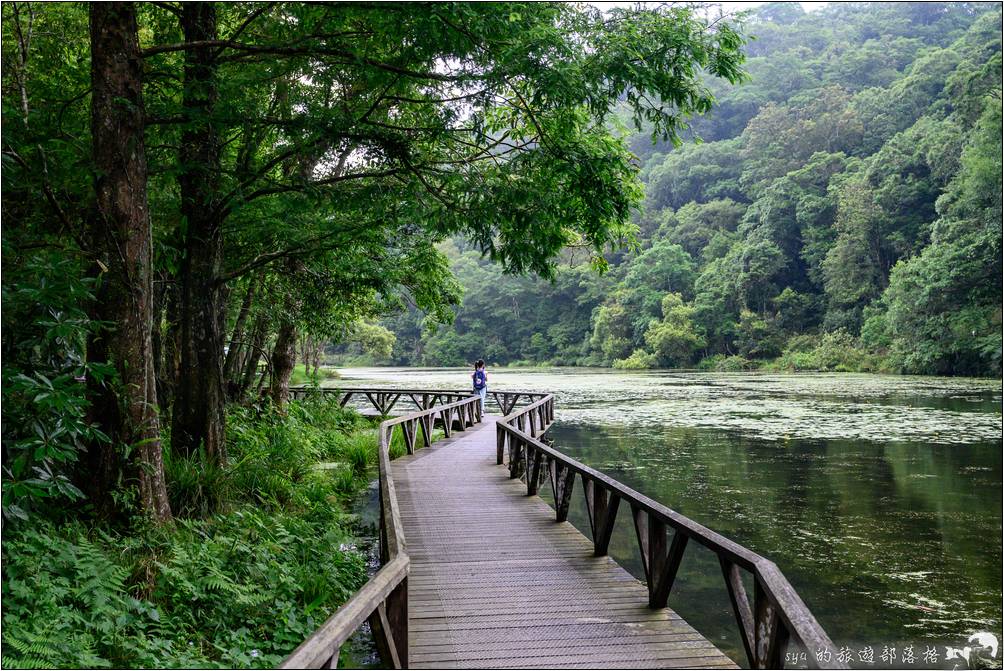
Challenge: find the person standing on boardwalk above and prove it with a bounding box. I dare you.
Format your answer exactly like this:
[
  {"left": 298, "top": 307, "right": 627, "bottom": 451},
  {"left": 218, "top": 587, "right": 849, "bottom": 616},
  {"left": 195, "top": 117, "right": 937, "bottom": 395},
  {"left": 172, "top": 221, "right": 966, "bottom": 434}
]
[{"left": 472, "top": 360, "right": 488, "bottom": 413}]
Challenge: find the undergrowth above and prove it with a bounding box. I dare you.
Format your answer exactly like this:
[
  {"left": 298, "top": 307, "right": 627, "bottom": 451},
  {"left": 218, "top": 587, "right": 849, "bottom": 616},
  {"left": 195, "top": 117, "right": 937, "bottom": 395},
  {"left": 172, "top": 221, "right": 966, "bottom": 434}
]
[
  {"left": 1, "top": 395, "right": 385, "bottom": 669},
  {"left": 288, "top": 364, "right": 340, "bottom": 387}
]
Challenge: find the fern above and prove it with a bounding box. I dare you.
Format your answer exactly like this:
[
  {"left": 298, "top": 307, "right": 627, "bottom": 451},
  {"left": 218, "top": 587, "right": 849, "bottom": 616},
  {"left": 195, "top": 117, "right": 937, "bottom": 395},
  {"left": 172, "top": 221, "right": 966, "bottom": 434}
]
[
  {"left": 3, "top": 396, "right": 372, "bottom": 668},
  {"left": 3, "top": 629, "right": 61, "bottom": 660}
]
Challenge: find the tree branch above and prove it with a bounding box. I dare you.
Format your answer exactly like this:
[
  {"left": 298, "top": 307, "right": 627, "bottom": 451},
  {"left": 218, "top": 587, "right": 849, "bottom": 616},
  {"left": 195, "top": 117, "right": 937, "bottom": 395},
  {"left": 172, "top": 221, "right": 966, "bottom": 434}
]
[
  {"left": 150, "top": 2, "right": 183, "bottom": 19},
  {"left": 231, "top": 166, "right": 409, "bottom": 208},
  {"left": 217, "top": 218, "right": 377, "bottom": 284},
  {"left": 141, "top": 39, "right": 473, "bottom": 82},
  {"left": 223, "top": 3, "right": 276, "bottom": 46}
]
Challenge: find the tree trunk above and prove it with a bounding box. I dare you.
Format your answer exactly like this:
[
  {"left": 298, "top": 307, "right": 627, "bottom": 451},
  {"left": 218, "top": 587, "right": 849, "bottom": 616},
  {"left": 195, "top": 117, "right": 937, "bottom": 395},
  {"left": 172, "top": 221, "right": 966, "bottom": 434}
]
[
  {"left": 299, "top": 336, "right": 310, "bottom": 377},
  {"left": 151, "top": 275, "right": 166, "bottom": 413},
  {"left": 237, "top": 315, "right": 268, "bottom": 402},
  {"left": 223, "top": 273, "right": 258, "bottom": 397},
  {"left": 86, "top": 2, "right": 172, "bottom": 523},
  {"left": 171, "top": 2, "right": 227, "bottom": 463},
  {"left": 269, "top": 321, "right": 297, "bottom": 408},
  {"left": 161, "top": 280, "right": 181, "bottom": 416}
]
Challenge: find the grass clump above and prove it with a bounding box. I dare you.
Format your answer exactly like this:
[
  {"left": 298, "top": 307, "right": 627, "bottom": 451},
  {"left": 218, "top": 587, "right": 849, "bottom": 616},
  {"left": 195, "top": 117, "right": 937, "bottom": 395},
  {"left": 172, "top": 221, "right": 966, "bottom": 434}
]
[{"left": 288, "top": 364, "right": 340, "bottom": 387}]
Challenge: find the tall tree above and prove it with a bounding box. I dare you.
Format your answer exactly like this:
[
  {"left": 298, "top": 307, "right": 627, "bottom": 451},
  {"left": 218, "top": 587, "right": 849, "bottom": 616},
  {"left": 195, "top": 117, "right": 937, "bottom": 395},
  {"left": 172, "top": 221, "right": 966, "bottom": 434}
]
[
  {"left": 135, "top": 1, "right": 747, "bottom": 446},
  {"left": 87, "top": 1, "right": 171, "bottom": 522},
  {"left": 171, "top": 2, "right": 227, "bottom": 462}
]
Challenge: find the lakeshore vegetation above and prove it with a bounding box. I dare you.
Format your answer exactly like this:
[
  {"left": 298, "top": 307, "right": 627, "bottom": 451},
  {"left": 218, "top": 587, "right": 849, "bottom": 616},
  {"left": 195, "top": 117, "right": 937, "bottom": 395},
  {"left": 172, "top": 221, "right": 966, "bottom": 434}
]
[{"left": 2, "top": 2, "right": 747, "bottom": 666}]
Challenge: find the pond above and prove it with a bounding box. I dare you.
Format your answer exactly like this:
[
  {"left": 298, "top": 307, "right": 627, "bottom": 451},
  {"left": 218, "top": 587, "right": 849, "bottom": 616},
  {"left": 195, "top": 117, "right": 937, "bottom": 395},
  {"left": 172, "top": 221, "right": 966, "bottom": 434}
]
[{"left": 333, "top": 368, "right": 1002, "bottom": 668}]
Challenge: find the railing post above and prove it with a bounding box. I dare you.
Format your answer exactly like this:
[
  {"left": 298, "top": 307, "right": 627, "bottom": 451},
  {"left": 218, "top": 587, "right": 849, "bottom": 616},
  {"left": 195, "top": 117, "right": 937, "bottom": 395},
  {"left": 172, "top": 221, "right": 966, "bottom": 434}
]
[
  {"left": 439, "top": 407, "right": 452, "bottom": 437},
  {"left": 632, "top": 508, "right": 689, "bottom": 609},
  {"left": 526, "top": 443, "right": 542, "bottom": 496},
  {"left": 583, "top": 477, "right": 620, "bottom": 556},
  {"left": 549, "top": 461, "right": 575, "bottom": 522},
  {"left": 753, "top": 577, "right": 789, "bottom": 669}
]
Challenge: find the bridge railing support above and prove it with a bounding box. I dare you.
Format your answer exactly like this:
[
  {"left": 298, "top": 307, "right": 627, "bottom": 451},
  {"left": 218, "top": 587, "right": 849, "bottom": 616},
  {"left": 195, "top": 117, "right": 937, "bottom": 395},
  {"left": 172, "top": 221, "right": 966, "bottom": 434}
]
[
  {"left": 497, "top": 395, "right": 844, "bottom": 671},
  {"left": 281, "top": 392, "right": 486, "bottom": 669}
]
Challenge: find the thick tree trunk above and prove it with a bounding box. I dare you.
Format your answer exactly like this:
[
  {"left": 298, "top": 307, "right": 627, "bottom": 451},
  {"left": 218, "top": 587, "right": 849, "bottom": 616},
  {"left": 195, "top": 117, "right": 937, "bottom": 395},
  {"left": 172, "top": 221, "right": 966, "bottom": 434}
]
[
  {"left": 86, "top": 2, "right": 172, "bottom": 523},
  {"left": 171, "top": 2, "right": 227, "bottom": 463},
  {"left": 269, "top": 322, "right": 297, "bottom": 408}
]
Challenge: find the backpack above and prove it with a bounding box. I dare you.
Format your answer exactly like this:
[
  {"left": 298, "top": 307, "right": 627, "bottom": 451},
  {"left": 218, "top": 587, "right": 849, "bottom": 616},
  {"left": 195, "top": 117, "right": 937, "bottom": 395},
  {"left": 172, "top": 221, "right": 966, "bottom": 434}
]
[{"left": 473, "top": 370, "right": 486, "bottom": 390}]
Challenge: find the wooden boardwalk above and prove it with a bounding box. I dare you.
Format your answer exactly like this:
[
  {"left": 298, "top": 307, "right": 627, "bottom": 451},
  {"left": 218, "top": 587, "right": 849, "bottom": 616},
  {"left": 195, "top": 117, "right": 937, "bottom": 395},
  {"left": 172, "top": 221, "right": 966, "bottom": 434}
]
[{"left": 393, "top": 416, "right": 738, "bottom": 669}]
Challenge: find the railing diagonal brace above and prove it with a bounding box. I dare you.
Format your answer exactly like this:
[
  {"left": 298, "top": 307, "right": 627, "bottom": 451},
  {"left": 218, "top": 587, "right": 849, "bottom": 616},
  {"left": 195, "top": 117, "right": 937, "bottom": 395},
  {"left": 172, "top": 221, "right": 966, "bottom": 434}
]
[
  {"left": 368, "top": 602, "right": 402, "bottom": 669},
  {"left": 721, "top": 558, "right": 756, "bottom": 667}
]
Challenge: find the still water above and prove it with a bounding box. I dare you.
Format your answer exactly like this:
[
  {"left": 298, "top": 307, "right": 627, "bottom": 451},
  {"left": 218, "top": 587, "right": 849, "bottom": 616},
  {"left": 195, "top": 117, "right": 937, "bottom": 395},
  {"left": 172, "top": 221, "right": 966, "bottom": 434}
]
[{"left": 334, "top": 368, "right": 1003, "bottom": 666}]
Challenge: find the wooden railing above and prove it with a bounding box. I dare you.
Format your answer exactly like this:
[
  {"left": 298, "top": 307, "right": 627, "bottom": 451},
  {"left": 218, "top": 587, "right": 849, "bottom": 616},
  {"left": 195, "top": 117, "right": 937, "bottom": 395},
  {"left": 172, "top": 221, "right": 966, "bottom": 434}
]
[
  {"left": 497, "top": 394, "right": 844, "bottom": 671},
  {"left": 289, "top": 386, "right": 472, "bottom": 415},
  {"left": 280, "top": 393, "right": 484, "bottom": 669},
  {"left": 290, "top": 385, "right": 548, "bottom": 416}
]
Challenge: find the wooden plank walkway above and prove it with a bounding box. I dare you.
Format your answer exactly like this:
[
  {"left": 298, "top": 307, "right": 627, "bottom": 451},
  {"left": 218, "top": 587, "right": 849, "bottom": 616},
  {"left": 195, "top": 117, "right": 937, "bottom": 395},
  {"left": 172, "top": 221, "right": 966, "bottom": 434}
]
[{"left": 393, "top": 416, "right": 738, "bottom": 669}]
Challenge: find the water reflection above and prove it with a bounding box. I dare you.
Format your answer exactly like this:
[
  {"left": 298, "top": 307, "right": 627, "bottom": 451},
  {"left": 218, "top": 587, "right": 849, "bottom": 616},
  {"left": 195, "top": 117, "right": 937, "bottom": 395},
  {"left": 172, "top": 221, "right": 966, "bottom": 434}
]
[{"left": 547, "top": 421, "right": 1002, "bottom": 664}]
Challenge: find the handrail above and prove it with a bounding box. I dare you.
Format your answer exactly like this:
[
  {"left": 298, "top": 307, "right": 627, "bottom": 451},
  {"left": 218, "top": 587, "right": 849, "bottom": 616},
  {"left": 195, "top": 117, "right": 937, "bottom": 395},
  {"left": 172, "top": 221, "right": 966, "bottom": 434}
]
[
  {"left": 281, "top": 392, "right": 485, "bottom": 669},
  {"left": 292, "top": 386, "right": 548, "bottom": 396},
  {"left": 497, "top": 394, "right": 844, "bottom": 670},
  {"left": 289, "top": 385, "right": 548, "bottom": 416}
]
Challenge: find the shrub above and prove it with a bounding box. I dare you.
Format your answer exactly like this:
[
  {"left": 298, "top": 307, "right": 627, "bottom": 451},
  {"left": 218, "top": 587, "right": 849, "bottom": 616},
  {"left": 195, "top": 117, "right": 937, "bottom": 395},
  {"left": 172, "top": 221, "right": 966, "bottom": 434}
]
[
  {"left": 613, "top": 349, "right": 658, "bottom": 369},
  {"left": 164, "top": 449, "right": 232, "bottom": 518},
  {"left": 735, "top": 310, "right": 784, "bottom": 359},
  {"left": 1, "top": 252, "right": 113, "bottom": 522},
  {"left": 772, "top": 330, "right": 881, "bottom": 372},
  {"left": 698, "top": 354, "right": 756, "bottom": 372}
]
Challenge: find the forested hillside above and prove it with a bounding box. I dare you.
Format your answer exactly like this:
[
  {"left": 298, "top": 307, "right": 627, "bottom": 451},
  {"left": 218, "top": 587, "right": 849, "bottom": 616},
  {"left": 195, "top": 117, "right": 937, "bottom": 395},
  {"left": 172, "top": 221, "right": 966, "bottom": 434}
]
[{"left": 349, "top": 2, "right": 1003, "bottom": 376}]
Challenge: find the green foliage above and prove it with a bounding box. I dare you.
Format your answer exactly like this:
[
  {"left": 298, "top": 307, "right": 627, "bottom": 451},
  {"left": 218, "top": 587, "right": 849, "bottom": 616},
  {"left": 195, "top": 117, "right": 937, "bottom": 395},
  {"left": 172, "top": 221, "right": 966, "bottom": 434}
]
[
  {"left": 659, "top": 199, "right": 745, "bottom": 259},
  {"left": 590, "top": 298, "right": 637, "bottom": 363},
  {"left": 878, "top": 98, "right": 1003, "bottom": 375},
  {"left": 772, "top": 287, "right": 819, "bottom": 334},
  {"left": 373, "top": 4, "right": 1001, "bottom": 378},
  {"left": 288, "top": 364, "right": 339, "bottom": 388},
  {"left": 622, "top": 241, "right": 697, "bottom": 303},
  {"left": 735, "top": 310, "right": 784, "bottom": 360},
  {"left": 697, "top": 354, "right": 756, "bottom": 372},
  {"left": 0, "top": 251, "right": 114, "bottom": 521},
  {"left": 613, "top": 349, "right": 657, "bottom": 370},
  {"left": 642, "top": 139, "right": 745, "bottom": 209},
  {"left": 772, "top": 330, "right": 881, "bottom": 373},
  {"left": 641, "top": 293, "right": 706, "bottom": 368},
  {"left": 2, "top": 512, "right": 366, "bottom": 669},
  {"left": 220, "top": 397, "right": 370, "bottom": 512},
  {"left": 2, "top": 396, "right": 374, "bottom": 668}
]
